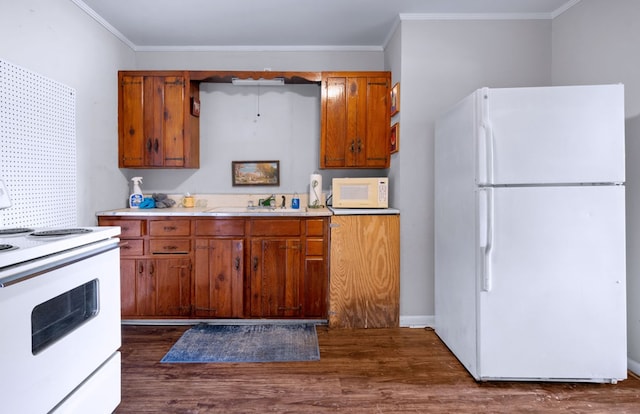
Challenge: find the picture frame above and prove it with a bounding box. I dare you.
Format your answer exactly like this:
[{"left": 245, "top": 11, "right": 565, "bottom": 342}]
[
  {"left": 390, "top": 82, "right": 400, "bottom": 117},
  {"left": 232, "top": 160, "right": 280, "bottom": 186},
  {"left": 390, "top": 122, "right": 399, "bottom": 154}
]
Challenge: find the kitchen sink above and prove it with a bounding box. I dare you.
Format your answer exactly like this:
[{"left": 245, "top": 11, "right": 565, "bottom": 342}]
[{"left": 206, "top": 206, "right": 307, "bottom": 214}]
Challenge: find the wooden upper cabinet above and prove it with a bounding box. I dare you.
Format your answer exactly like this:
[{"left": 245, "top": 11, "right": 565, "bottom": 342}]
[
  {"left": 320, "top": 72, "right": 391, "bottom": 169},
  {"left": 118, "top": 71, "right": 200, "bottom": 168}
]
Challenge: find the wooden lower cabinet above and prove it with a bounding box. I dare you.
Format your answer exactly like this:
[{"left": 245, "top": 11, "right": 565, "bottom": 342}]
[
  {"left": 99, "top": 215, "right": 329, "bottom": 320},
  {"left": 120, "top": 258, "right": 191, "bottom": 317},
  {"left": 194, "top": 238, "right": 244, "bottom": 317},
  {"left": 250, "top": 238, "right": 303, "bottom": 317}
]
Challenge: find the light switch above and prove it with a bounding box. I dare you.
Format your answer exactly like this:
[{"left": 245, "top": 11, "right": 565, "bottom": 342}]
[{"left": 0, "top": 180, "right": 12, "bottom": 209}]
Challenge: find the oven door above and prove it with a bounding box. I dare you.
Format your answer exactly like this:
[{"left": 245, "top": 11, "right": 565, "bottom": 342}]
[{"left": 0, "top": 239, "right": 121, "bottom": 414}]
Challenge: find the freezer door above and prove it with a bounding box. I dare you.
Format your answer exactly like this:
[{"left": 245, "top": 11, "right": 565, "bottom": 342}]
[
  {"left": 477, "top": 185, "right": 627, "bottom": 381},
  {"left": 477, "top": 84, "right": 625, "bottom": 185}
]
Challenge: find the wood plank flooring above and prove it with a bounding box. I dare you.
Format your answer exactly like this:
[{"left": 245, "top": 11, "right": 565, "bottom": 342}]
[{"left": 117, "top": 325, "right": 640, "bottom": 413}]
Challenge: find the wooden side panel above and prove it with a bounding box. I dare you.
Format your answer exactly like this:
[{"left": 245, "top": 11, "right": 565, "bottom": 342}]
[{"left": 329, "top": 215, "right": 400, "bottom": 328}]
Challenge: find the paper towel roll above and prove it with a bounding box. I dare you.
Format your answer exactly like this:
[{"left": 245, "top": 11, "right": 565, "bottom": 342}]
[{"left": 309, "top": 173, "right": 322, "bottom": 208}]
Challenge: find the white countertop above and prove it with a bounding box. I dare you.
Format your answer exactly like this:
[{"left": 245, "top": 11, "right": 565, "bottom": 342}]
[
  {"left": 328, "top": 207, "right": 400, "bottom": 215},
  {"left": 96, "top": 206, "right": 333, "bottom": 217}
]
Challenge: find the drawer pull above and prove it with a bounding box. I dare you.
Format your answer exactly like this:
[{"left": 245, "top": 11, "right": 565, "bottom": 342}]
[
  {"left": 253, "top": 257, "right": 258, "bottom": 272},
  {"left": 234, "top": 256, "right": 241, "bottom": 271},
  {"left": 163, "top": 226, "right": 177, "bottom": 232}
]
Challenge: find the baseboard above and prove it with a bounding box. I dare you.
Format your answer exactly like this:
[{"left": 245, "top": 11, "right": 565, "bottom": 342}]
[
  {"left": 400, "top": 315, "right": 435, "bottom": 328},
  {"left": 628, "top": 357, "right": 640, "bottom": 376}
]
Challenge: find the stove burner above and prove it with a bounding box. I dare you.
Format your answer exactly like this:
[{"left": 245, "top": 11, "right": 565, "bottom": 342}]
[
  {"left": 30, "top": 228, "right": 93, "bottom": 237},
  {"left": 0, "top": 244, "right": 17, "bottom": 252},
  {"left": 0, "top": 228, "right": 34, "bottom": 236}
]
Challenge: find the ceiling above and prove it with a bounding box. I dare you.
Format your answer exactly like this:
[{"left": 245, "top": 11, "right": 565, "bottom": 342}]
[{"left": 73, "top": 0, "right": 579, "bottom": 51}]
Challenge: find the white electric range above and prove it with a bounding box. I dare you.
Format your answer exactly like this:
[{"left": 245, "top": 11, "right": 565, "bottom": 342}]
[{"left": 0, "top": 225, "right": 122, "bottom": 413}]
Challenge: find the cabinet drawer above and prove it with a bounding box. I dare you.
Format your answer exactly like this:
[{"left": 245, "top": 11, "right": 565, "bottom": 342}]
[
  {"left": 150, "top": 239, "right": 191, "bottom": 254},
  {"left": 306, "top": 219, "right": 325, "bottom": 236},
  {"left": 119, "top": 239, "right": 144, "bottom": 256},
  {"left": 195, "top": 219, "right": 245, "bottom": 236},
  {"left": 99, "top": 219, "right": 144, "bottom": 237},
  {"left": 250, "top": 219, "right": 301, "bottom": 236},
  {"left": 306, "top": 239, "right": 324, "bottom": 256},
  {"left": 149, "top": 220, "right": 191, "bottom": 236}
]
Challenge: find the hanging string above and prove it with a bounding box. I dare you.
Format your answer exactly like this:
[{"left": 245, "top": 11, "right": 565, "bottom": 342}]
[{"left": 256, "top": 84, "right": 261, "bottom": 117}]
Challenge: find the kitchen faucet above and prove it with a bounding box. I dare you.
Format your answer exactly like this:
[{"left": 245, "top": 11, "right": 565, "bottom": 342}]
[{"left": 259, "top": 194, "right": 276, "bottom": 207}]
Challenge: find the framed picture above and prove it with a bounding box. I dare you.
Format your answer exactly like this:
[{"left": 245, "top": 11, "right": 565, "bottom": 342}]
[
  {"left": 390, "top": 82, "right": 400, "bottom": 117},
  {"left": 232, "top": 160, "right": 280, "bottom": 186},
  {"left": 390, "top": 122, "right": 399, "bottom": 154}
]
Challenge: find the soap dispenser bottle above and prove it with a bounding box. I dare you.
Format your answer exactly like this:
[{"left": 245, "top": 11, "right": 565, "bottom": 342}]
[{"left": 129, "top": 177, "right": 144, "bottom": 208}]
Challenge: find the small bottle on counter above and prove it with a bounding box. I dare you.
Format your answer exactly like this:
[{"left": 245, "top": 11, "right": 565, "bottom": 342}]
[
  {"left": 291, "top": 193, "right": 300, "bottom": 209},
  {"left": 129, "top": 177, "right": 143, "bottom": 208}
]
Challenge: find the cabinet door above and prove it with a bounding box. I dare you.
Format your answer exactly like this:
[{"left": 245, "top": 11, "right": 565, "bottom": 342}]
[
  {"left": 321, "top": 76, "right": 351, "bottom": 168},
  {"left": 250, "top": 238, "right": 302, "bottom": 317},
  {"left": 123, "top": 258, "right": 191, "bottom": 317},
  {"left": 194, "top": 239, "right": 244, "bottom": 317},
  {"left": 154, "top": 258, "right": 191, "bottom": 316},
  {"left": 363, "top": 76, "right": 391, "bottom": 168},
  {"left": 119, "top": 258, "right": 138, "bottom": 317},
  {"left": 119, "top": 75, "right": 146, "bottom": 167},
  {"left": 321, "top": 73, "right": 391, "bottom": 169},
  {"left": 119, "top": 73, "right": 191, "bottom": 168},
  {"left": 156, "top": 76, "right": 187, "bottom": 167}
]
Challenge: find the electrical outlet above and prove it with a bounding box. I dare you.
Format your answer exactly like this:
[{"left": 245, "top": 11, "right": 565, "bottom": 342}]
[{"left": 0, "top": 180, "right": 12, "bottom": 209}]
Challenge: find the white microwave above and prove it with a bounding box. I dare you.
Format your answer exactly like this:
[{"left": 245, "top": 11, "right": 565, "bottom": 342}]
[{"left": 332, "top": 177, "right": 389, "bottom": 208}]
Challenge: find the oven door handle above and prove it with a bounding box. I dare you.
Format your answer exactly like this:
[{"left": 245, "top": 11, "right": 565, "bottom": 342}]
[{"left": 0, "top": 239, "right": 119, "bottom": 288}]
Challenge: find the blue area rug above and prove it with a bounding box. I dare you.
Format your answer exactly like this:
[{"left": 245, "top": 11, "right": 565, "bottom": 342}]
[{"left": 161, "top": 324, "right": 320, "bottom": 363}]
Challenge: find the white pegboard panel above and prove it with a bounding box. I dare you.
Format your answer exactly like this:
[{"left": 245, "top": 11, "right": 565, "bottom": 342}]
[{"left": 0, "top": 58, "right": 77, "bottom": 228}]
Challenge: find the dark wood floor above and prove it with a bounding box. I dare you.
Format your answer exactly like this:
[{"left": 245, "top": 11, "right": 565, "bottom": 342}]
[{"left": 117, "top": 325, "right": 640, "bottom": 413}]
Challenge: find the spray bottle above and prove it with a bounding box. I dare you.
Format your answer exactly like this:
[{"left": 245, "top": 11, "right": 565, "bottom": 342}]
[{"left": 129, "top": 177, "right": 144, "bottom": 208}]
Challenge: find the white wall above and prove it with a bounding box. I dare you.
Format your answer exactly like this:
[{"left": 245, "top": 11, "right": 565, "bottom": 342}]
[
  {"left": 390, "top": 18, "right": 551, "bottom": 324},
  {"left": 551, "top": 0, "right": 640, "bottom": 374},
  {"left": 0, "top": 0, "right": 134, "bottom": 226}
]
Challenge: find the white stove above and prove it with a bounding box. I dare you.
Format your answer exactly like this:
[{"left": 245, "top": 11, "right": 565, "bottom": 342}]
[
  {"left": 0, "top": 225, "right": 122, "bottom": 413},
  {"left": 0, "top": 226, "right": 120, "bottom": 272}
]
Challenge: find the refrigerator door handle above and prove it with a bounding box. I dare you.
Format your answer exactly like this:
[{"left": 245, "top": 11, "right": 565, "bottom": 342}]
[
  {"left": 478, "top": 188, "right": 494, "bottom": 291},
  {"left": 477, "top": 88, "right": 494, "bottom": 185}
]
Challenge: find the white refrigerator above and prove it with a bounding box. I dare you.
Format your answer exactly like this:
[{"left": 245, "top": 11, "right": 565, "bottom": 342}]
[{"left": 434, "top": 84, "right": 627, "bottom": 383}]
